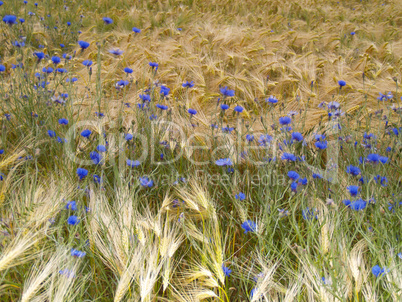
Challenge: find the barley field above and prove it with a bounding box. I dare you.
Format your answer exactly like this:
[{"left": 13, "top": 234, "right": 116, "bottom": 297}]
[{"left": 0, "top": 0, "right": 402, "bottom": 301}]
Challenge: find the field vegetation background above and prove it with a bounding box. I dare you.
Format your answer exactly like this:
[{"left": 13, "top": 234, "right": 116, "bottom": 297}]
[{"left": 0, "top": 0, "right": 402, "bottom": 301}]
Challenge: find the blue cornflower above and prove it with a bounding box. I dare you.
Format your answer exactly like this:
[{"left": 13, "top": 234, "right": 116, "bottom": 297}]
[
  {"left": 132, "top": 27, "right": 141, "bottom": 33},
  {"left": 346, "top": 165, "right": 360, "bottom": 176},
  {"left": 222, "top": 126, "right": 234, "bottom": 133},
  {"left": 97, "top": 145, "right": 107, "bottom": 152},
  {"left": 347, "top": 185, "right": 359, "bottom": 196},
  {"left": 65, "top": 201, "right": 77, "bottom": 211},
  {"left": 388, "top": 202, "right": 402, "bottom": 212},
  {"left": 71, "top": 248, "right": 86, "bottom": 258},
  {"left": 0, "top": 65, "right": 5, "bottom": 72},
  {"left": 56, "top": 68, "right": 67, "bottom": 73},
  {"left": 315, "top": 140, "right": 328, "bottom": 149},
  {"left": 363, "top": 132, "right": 375, "bottom": 140},
  {"left": 160, "top": 85, "right": 170, "bottom": 96},
  {"left": 59, "top": 118, "right": 68, "bottom": 125},
  {"left": 156, "top": 104, "right": 168, "bottom": 110},
  {"left": 78, "top": 41, "right": 90, "bottom": 50},
  {"left": 34, "top": 81, "right": 49, "bottom": 89},
  {"left": 279, "top": 116, "right": 292, "bottom": 125},
  {"left": 377, "top": 92, "right": 387, "bottom": 101},
  {"left": 102, "top": 17, "right": 113, "bottom": 24},
  {"left": 338, "top": 80, "right": 346, "bottom": 87},
  {"left": 34, "top": 52, "right": 45, "bottom": 60},
  {"left": 289, "top": 181, "right": 297, "bottom": 192},
  {"left": 82, "top": 60, "right": 92, "bottom": 67},
  {"left": 391, "top": 128, "right": 399, "bottom": 136},
  {"left": 42, "top": 67, "right": 54, "bottom": 73},
  {"left": 93, "top": 174, "right": 102, "bottom": 184},
  {"left": 343, "top": 199, "right": 367, "bottom": 211},
  {"left": 66, "top": 77, "right": 78, "bottom": 83},
  {"left": 90, "top": 152, "right": 102, "bottom": 165},
  {"left": 149, "top": 62, "right": 158, "bottom": 69},
  {"left": 47, "top": 130, "right": 56, "bottom": 137},
  {"left": 0, "top": 150, "right": 4, "bottom": 155},
  {"left": 379, "top": 156, "right": 388, "bottom": 164},
  {"left": 139, "top": 176, "right": 154, "bottom": 187},
  {"left": 315, "top": 134, "right": 326, "bottom": 141},
  {"left": 125, "top": 133, "right": 133, "bottom": 141},
  {"left": 116, "top": 80, "right": 129, "bottom": 88},
  {"left": 287, "top": 171, "right": 300, "bottom": 180},
  {"left": 127, "top": 159, "right": 140, "bottom": 167},
  {"left": 57, "top": 137, "right": 67, "bottom": 144},
  {"left": 291, "top": 132, "right": 303, "bottom": 142},
  {"left": 220, "top": 104, "right": 229, "bottom": 110},
  {"left": 234, "top": 105, "right": 244, "bottom": 113},
  {"left": 313, "top": 173, "right": 323, "bottom": 179},
  {"left": 241, "top": 220, "right": 256, "bottom": 234},
  {"left": 366, "top": 153, "right": 380, "bottom": 163},
  {"left": 81, "top": 129, "right": 92, "bottom": 138},
  {"left": 215, "top": 158, "right": 233, "bottom": 166},
  {"left": 60, "top": 56, "right": 70, "bottom": 64},
  {"left": 327, "top": 101, "right": 340, "bottom": 110},
  {"left": 220, "top": 86, "right": 235, "bottom": 97},
  {"left": 67, "top": 215, "right": 80, "bottom": 225},
  {"left": 299, "top": 178, "right": 308, "bottom": 185},
  {"left": 235, "top": 192, "right": 246, "bottom": 200},
  {"left": 258, "top": 134, "right": 272, "bottom": 146},
  {"left": 3, "top": 15, "right": 18, "bottom": 25},
  {"left": 139, "top": 94, "right": 151, "bottom": 102},
  {"left": 374, "top": 175, "right": 388, "bottom": 187},
  {"left": 281, "top": 152, "right": 296, "bottom": 161},
  {"left": 182, "top": 81, "right": 194, "bottom": 88},
  {"left": 372, "top": 265, "right": 387, "bottom": 277},
  {"left": 188, "top": 108, "right": 197, "bottom": 115},
  {"left": 59, "top": 269, "right": 76, "bottom": 278},
  {"left": 124, "top": 67, "right": 133, "bottom": 74},
  {"left": 13, "top": 40, "right": 25, "bottom": 48},
  {"left": 149, "top": 114, "right": 157, "bottom": 120},
  {"left": 222, "top": 264, "right": 232, "bottom": 277},
  {"left": 109, "top": 49, "right": 124, "bottom": 56},
  {"left": 51, "top": 56, "right": 61, "bottom": 65},
  {"left": 266, "top": 96, "right": 278, "bottom": 104},
  {"left": 76, "top": 168, "right": 88, "bottom": 180},
  {"left": 246, "top": 134, "right": 254, "bottom": 142}
]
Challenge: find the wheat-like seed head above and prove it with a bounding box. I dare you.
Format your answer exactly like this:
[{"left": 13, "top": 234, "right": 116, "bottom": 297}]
[
  {"left": 21, "top": 248, "right": 69, "bottom": 302},
  {"left": 114, "top": 247, "right": 144, "bottom": 302},
  {"left": 348, "top": 239, "right": 367, "bottom": 294},
  {"left": 0, "top": 229, "right": 43, "bottom": 272}
]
